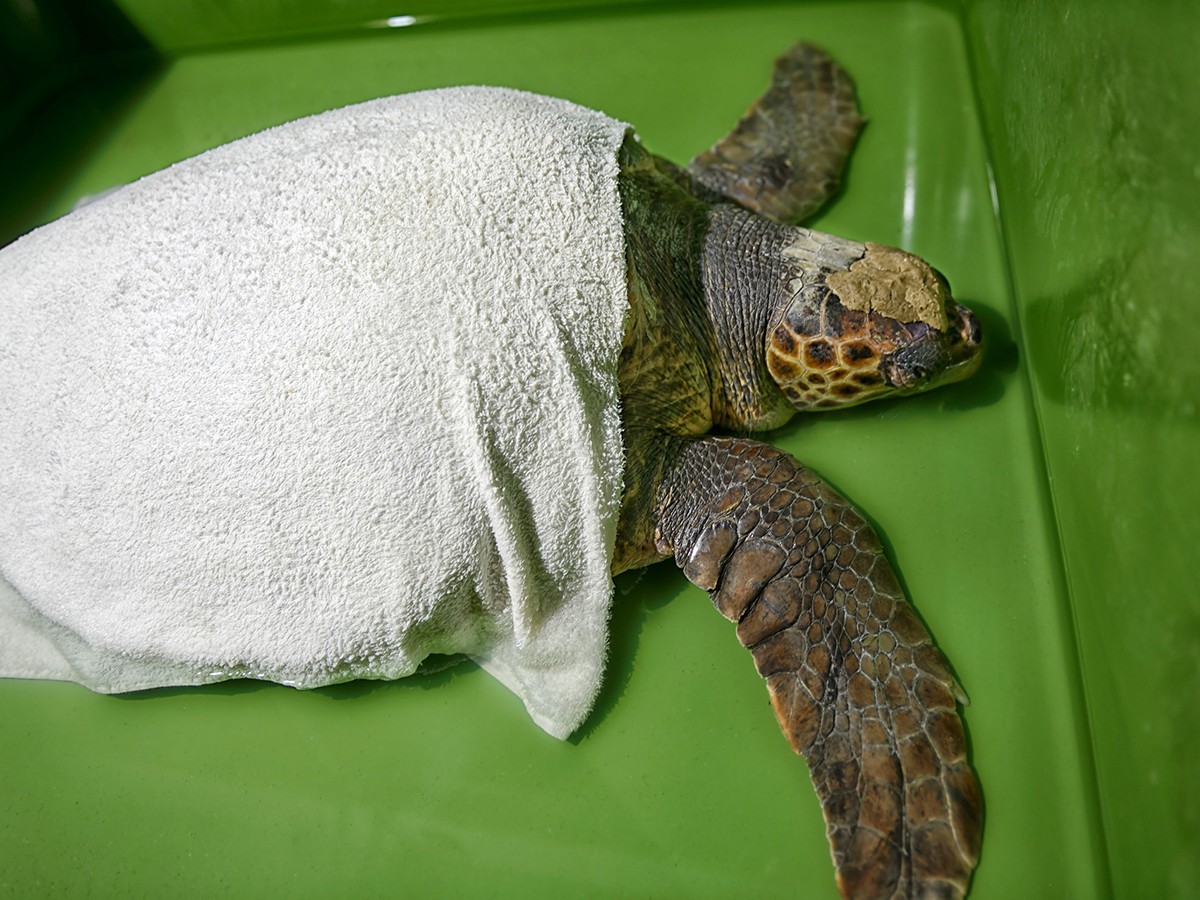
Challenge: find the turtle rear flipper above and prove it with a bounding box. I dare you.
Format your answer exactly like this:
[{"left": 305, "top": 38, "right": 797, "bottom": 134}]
[
  {"left": 655, "top": 437, "right": 981, "bottom": 899},
  {"left": 689, "top": 42, "right": 864, "bottom": 224}
]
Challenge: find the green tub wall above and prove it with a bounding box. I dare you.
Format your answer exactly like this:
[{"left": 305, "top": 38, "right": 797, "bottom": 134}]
[
  {"left": 962, "top": 2, "right": 1200, "bottom": 895},
  {"left": 2, "top": 1, "right": 1198, "bottom": 896}
]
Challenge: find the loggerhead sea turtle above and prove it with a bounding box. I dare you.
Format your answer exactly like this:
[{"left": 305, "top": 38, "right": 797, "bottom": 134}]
[
  {"left": 0, "top": 42, "right": 983, "bottom": 900},
  {"left": 612, "top": 42, "right": 983, "bottom": 898}
]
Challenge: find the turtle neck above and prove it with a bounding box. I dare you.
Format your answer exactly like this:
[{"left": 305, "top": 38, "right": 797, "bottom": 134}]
[{"left": 700, "top": 204, "right": 797, "bottom": 431}]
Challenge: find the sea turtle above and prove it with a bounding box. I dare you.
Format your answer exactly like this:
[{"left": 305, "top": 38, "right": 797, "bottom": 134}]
[
  {"left": 609, "top": 44, "right": 984, "bottom": 900},
  {"left": 611, "top": 43, "right": 983, "bottom": 898},
  {"left": 0, "top": 42, "right": 982, "bottom": 900}
]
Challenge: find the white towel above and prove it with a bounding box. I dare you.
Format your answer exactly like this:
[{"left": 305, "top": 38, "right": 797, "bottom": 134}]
[{"left": 0, "top": 87, "right": 631, "bottom": 740}]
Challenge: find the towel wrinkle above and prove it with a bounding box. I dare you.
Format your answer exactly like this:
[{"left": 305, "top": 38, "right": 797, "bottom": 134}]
[{"left": 0, "top": 87, "right": 630, "bottom": 739}]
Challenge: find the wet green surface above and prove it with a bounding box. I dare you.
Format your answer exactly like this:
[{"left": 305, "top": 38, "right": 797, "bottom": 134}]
[
  {"left": 965, "top": 2, "right": 1200, "bottom": 896},
  {"left": 0, "top": 1, "right": 1158, "bottom": 896}
]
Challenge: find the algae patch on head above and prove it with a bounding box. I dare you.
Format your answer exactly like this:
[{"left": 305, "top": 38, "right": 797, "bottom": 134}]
[{"left": 827, "top": 242, "right": 949, "bottom": 330}]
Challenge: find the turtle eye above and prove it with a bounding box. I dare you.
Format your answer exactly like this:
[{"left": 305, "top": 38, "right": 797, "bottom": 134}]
[{"left": 905, "top": 321, "right": 932, "bottom": 341}]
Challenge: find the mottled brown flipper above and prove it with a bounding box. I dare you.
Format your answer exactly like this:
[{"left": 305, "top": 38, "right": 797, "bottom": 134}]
[
  {"left": 689, "top": 42, "right": 865, "bottom": 224},
  {"left": 655, "top": 436, "right": 981, "bottom": 899}
]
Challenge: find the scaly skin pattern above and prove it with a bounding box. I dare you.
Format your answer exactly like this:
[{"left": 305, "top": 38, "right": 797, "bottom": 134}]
[
  {"left": 654, "top": 437, "right": 982, "bottom": 899},
  {"left": 613, "top": 41, "right": 985, "bottom": 898},
  {"left": 688, "top": 42, "right": 865, "bottom": 223}
]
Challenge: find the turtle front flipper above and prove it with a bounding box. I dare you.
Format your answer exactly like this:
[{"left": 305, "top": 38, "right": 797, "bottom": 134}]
[
  {"left": 688, "top": 42, "right": 865, "bottom": 224},
  {"left": 655, "top": 436, "right": 981, "bottom": 899}
]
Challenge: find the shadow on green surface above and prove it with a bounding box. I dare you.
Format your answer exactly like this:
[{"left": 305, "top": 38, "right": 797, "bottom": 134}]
[
  {"left": 1, "top": 0, "right": 165, "bottom": 246},
  {"left": 572, "top": 562, "right": 685, "bottom": 743},
  {"left": 0, "top": 60, "right": 165, "bottom": 247},
  {"left": 116, "top": 654, "right": 476, "bottom": 702}
]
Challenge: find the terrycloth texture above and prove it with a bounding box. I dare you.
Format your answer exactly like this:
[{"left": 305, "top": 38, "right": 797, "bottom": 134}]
[{"left": 0, "top": 87, "right": 631, "bottom": 739}]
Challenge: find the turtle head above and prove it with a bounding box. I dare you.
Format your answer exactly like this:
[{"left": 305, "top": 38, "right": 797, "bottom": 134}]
[{"left": 766, "top": 235, "right": 982, "bottom": 410}]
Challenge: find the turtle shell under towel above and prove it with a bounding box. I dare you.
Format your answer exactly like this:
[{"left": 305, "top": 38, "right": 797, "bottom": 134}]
[{"left": 0, "top": 87, "right": 631, "bottom": 740}]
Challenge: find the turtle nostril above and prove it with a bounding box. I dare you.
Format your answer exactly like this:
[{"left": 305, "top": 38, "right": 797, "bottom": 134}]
[
  {"left": 948, "top": 302, "right": 981, "bottom": 347},
  {"left": 963, "top": 310, "right": 982, "bottom": 346}
]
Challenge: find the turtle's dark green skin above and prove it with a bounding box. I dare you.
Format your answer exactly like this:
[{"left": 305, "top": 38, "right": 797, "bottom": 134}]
[{"left": 612, "top": 44, "right": 983, "bottom": 899}]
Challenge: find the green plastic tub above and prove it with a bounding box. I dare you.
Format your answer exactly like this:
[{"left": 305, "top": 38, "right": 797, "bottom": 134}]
[{"left": 2, "top": 1, "right": 1196, "bottom": 897}]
